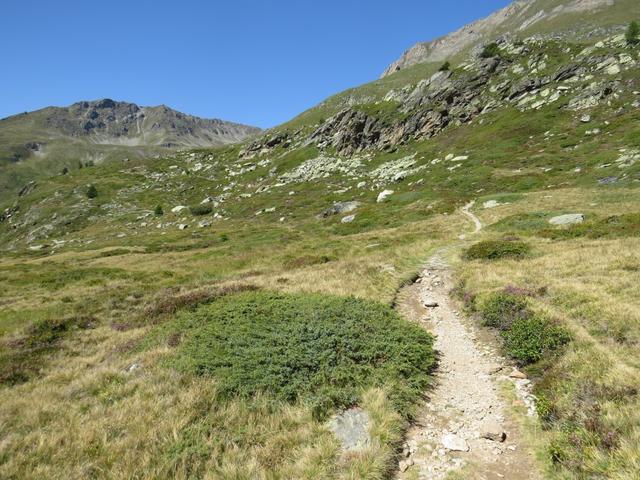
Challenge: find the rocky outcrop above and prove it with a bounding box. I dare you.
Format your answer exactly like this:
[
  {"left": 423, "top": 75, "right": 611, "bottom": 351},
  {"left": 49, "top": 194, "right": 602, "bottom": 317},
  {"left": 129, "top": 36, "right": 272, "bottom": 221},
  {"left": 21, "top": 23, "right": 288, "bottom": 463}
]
[{"left": 381, "top": 0, "right": 625, "bottom": 77}]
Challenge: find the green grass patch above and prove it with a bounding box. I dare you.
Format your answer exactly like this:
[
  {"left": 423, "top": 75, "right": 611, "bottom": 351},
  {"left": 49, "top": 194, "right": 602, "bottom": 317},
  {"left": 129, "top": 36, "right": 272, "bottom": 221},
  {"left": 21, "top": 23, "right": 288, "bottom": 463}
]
[{"left": 148, "top": 290, "right": 435, "bottom": 420}]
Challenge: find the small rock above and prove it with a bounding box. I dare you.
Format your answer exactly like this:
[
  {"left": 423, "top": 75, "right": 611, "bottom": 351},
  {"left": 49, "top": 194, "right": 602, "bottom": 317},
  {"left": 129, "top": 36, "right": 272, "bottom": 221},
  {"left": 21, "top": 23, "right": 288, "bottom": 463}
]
[
  {"left": 171, "top": 205, "right": 188, "bottom": 213},
  {"left": 580, "top": 114, "right": 591, "bottom": 123},
  {"left": 486, "top": 364, "right": 503, "bottom": 375},
  {"left": 509, "top": 369, "right": 527, "bottom": 379},
  {"left": 423, "top": 299, "right": 439, "bottom": 308},
  {"left": 399, "top": 458, "right": 414, "bottom": 472},
  {"left": 377, "top": 189, "right": 394, "bottom": 203},
  {"left": 178, "top": 224, "right": 189, "bottom": 230},
  {"left": 341, "top": 214, "right": 356, "bottom": 224},
  {"left": 483, "top": 200, "right": 500, "bottom": 209},
  {"left": 480, "top": 422, "right": 507, "bottom": 442},
  {"left": 549, "top": 214, "right": 584, "bottom": 226},
  {"left": 442, "top": 433, "right": 469, "bottom": 452}
]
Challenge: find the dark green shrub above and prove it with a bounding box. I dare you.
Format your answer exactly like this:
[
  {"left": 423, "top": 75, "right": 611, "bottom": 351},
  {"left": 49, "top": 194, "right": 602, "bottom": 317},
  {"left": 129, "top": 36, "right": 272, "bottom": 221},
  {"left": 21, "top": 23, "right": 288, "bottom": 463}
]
[
  {"left": 480, "top": 292, "right": 531, "bottom": 331},
  {"left": 154, "top": 204, "right": 164, "bottom": 216},
  {"left": 480, "top": 42, "right": 501, "bottom": 58},
  {"left": 61, "top": 166, "right": 69, "bottom": 175},
  {"left": 148, "top": 291, "right": 435, "bottom": 420},
  {"left": 439, "top": 61, "right": 451, "bottom": 72},
  {"left": 86, "top": 184, "right": 98, "bottom": 198},
  {"left": 189, "top": 205, "right": 212, "bottom": 216},
  {"left": 464, "top": 239, "right": 530, "bottom": 260},
  {"left": 501, "top": 316, "right": 571, "bottom": 365},
  {"left": 626, "top": 21, "right": 639, "bottom": 45}
]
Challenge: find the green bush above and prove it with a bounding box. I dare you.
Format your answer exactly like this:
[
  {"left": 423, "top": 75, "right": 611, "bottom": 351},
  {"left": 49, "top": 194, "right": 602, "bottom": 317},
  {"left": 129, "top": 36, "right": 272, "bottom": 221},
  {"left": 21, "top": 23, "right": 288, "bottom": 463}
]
[
  {"left": 480, "top": 42, "right": 501, "bottom": 58},
  {"left": 86, "top": 184, "right": 98, "bottom": 199},
  {"left": 148, "top": 291, "right": 435, "bottom": 420},
  {"left": 464, "top": 239, "right": 530, "bottom": 260},
  {"left": 626, "top": 21, "right": 639, "bottom": 45},
  {"left": 480, "top": 292, "right": 531, "bottom": 331},
  {"left": 154, "top": 204, "right": 164, "bottom": 216},
  {"left": 501, "top": 316, "right": 571, "bottom": 365},
  {"left": 439, "top": 61, "right": 450, "bottom": 72},
  {"left": 189, "top": 205, "right": 212, "bottom": 216}
]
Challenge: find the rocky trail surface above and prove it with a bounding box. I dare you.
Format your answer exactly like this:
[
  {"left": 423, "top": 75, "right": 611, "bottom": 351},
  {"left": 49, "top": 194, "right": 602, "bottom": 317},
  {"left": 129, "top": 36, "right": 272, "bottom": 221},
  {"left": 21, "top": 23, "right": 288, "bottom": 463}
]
[{"left": 394, "top": 205, "right": 540, "bottom": 479}]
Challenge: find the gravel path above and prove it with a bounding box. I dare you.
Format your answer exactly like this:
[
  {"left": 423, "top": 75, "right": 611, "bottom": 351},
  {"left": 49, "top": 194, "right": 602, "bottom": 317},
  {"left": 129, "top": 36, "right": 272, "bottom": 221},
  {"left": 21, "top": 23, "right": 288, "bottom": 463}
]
[{"left": 394, "top": 205, "right": 540, "bottom": 479}]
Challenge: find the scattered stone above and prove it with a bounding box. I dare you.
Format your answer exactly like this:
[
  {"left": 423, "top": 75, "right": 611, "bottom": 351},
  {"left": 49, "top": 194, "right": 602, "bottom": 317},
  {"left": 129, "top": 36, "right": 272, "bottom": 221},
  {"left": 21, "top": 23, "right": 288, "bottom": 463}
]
[
  {"left": 598, "top": 176, "right": 618, "bottom": 185},
  {"left": 377, "top": 189, "right": 394, "bottom": 203},
  {"left": 549, "top": 214, "right": 585, "bottom": 226},
  {"left": 423, "top": 299, "right": 439, "bottom": 308},
  {"left": 580, "top": 114, "right": 591, "bottom": 123},
  {"left": 509, "top": 369, "right": 527, "bottom": 380},
  {"left": 321, "top": 201, "right": 360, "bottom": 218},
  {"left": 483, "top": 200, "right": 500, "bottom": 209},
  {"left": 198, "top": 220, "right": 211, "bottom": 228},
  {"left": 442, "top": 433, "right": 469, "bottom": 452},
  {"left": 328, "top": 408, "right": 371, "bottom": 452},
  {"left": 399, "top": 458, "right": 414, "bottom": 472},
  {"left": 480, "top": 422, "right": 507, "bottom": 442},
  {"left": 171, "top": 205, "right": 188, "bottom": 213},
  {"left": 178, "top": 223, "right": 189, "bottom": 230},
  {"left": 341, "top": 214, "right": 356, "bottom": 224}
]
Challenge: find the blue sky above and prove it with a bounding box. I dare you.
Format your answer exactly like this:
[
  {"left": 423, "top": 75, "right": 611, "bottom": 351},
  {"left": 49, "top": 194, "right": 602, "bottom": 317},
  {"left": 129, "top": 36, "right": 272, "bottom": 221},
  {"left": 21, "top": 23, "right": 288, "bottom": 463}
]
[{"left": 1, "top": 0, "right": 511, "bottom": 128}]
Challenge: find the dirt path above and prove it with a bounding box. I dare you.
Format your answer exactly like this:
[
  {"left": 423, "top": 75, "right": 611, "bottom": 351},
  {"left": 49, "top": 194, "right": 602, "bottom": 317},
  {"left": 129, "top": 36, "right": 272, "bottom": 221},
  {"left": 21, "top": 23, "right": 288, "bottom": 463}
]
[{"left": 394, "top": 204, "right": 540, "bottom": 480}]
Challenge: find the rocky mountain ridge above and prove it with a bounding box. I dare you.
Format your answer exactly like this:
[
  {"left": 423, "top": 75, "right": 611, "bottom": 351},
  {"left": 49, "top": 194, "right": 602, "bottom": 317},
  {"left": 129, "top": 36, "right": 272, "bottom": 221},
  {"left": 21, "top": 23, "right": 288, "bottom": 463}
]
[{"left": 381, "top": 0, "right": 625, "bottom": 77}]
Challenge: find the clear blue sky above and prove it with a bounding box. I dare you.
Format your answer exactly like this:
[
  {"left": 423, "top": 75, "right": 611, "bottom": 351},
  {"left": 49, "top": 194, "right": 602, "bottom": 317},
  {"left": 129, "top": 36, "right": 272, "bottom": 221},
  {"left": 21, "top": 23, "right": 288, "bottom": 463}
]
[{"left": 2, "top": 0, "right": 511, "bottom": 128}]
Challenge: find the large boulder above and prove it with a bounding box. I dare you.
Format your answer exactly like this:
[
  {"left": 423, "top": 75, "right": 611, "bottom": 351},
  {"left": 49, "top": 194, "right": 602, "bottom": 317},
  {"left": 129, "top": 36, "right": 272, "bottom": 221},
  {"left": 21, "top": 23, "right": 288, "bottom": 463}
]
[{"left": 549, "top": 214, "right": 585, "bottom": 226}]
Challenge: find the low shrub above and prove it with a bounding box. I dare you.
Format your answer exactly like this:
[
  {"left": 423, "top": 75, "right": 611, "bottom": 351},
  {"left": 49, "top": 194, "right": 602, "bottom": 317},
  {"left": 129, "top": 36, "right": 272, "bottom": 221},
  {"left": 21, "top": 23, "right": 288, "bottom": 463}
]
[
  {"left": 464, "top": 239, "right": 530, "bottom": 260},
  {"left": 501, "top": 316, "right": 571, "bottom": 365},
  {"left": 148, "top": 291, "right": 435, "bottom": 420},
  {"left": 480, "top": 291, "right": 531, "bottom": 331},
  {"left": 480, "top": 42, "right": 501, "bottom": 58},
  {"left": 189, "top": 205, "right": 212, "bottom": 216}
]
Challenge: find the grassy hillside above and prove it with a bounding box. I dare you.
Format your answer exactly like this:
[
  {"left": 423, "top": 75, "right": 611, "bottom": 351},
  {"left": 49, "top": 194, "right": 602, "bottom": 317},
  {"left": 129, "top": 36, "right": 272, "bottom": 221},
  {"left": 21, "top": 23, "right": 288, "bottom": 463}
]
[{"left": 1, "top": 26, "right": 640, "bottom": 479}]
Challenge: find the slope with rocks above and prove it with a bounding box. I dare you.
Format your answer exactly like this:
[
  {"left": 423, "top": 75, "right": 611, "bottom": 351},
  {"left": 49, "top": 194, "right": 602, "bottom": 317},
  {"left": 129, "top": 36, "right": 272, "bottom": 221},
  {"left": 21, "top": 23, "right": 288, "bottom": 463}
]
[
  {"left": 0, "top": 99, "right": 259, "bottom": 199},
  {"left": 381, "top": 0, "right": 634, "bottom": 77},
  {"left": 1, "top": 2, "right": 640, "bottom": 479}
]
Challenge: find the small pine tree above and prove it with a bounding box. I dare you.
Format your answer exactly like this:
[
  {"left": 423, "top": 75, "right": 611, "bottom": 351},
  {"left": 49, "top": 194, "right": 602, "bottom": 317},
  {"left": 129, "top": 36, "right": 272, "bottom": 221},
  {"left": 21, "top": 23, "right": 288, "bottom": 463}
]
[
  {"left": 154, "top": 204, "right": 164, "bottom": 216},
  {"left": 480, "top": 42, "right": 501, "bottom": 58},
  {"left": 439, "top": 61, "right": 451, "bottom": 72},
  {"left": 627, "top": 21, "right": 640, "bottom": 45},
  {"left": 86, "top": 184, "right": 98, "bottom": 199}
]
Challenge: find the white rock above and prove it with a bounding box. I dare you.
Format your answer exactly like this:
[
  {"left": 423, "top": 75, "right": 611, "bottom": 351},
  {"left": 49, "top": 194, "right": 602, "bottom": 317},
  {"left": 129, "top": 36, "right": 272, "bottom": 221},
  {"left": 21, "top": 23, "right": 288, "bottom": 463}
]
[
  {"left": 442, "top": 433, "right": 469, "bottom": 452},
  {"left": 549, "top": 214, "right": 584, "bottom": 226},
  {"left": 171, "top": 205, "right": 188, "bottom": 213},
  {"left": 377, "top": 189, "right": 394, "bottom": 203},
  {"left": 341, "top": 215, "right": 356, "bottom": 224},
  {"left": 178, "top": 224, "right": 189, "bottom": 230},
  {"left": 483, "top": 200, "right": 500, "bottom": 209}
]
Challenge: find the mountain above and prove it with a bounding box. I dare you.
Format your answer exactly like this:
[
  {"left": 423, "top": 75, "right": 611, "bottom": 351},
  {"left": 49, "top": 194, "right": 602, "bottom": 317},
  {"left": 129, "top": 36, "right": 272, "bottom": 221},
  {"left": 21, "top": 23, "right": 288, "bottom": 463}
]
[
  {"left": 2, "top": 2, "right": 640, "bottom": 480},
  {"left": 382, "top": 0, "right": 632, "bottom": 77},
  {"left": 0, "top": 99, "right": 259, "bottom": 198}
]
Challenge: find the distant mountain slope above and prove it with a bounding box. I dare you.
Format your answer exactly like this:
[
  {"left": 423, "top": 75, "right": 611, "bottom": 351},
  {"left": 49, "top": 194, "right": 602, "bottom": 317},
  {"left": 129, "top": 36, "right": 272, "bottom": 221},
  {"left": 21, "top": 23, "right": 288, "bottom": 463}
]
[
  {"left": 382, "top": 0, "right": 634, "bottom": 77},
  {"left": 0, "top": 99, "right": 259, "bottom": 198}
]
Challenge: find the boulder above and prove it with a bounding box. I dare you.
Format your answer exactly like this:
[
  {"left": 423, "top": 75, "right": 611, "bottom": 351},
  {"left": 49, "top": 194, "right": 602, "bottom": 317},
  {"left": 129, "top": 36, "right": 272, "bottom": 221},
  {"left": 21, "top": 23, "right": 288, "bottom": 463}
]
[
  {"left": 171, "top": 205, "right": 188, "bottom": 214},
  {"left": 480, "top": 422, "right": 507, "bottom": 442},
  {"left": 442, "top": 433, "right": 469, "bottom": 452},
  {"left": 377, "top": 190, "right": 394, "bottom": 203},
  {"left": 178, "top": 224, "right": 189, "bottom": 230},
  {"left": 321, "top": 201, "right": 360, "bottom": 218},
  {"left": 341, "top": 215, "right": 356, "bottom": 224},
  {"left": 549, "top": 214, "right": 584, "bottom": 226},
  {"left": 328, "top": 408, "right": 371, "bottom": 452},
  {"left": 483, "top": 200, "right": 500, "bottom": 209}
]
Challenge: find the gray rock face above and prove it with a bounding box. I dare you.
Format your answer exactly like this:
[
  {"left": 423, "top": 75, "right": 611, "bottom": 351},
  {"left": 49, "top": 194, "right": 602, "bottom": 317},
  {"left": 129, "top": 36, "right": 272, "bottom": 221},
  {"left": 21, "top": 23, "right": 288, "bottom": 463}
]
[
  {"left": 549, "top": 214, "right": 585, "bottom": 226},
  {"left": 381, "top": 0, "right": 619, "bottom": 77},
  {"left": 328, "top": 408, "right": 371, "bottom": 452}
]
